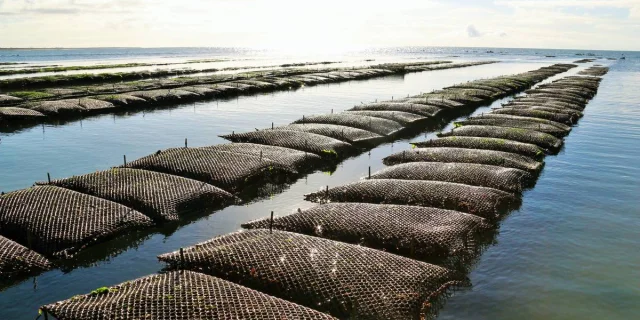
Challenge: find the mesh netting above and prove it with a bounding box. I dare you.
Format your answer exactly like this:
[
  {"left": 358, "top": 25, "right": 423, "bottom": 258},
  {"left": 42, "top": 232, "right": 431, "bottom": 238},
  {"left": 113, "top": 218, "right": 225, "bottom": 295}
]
[
  {"left": 469, "top": 114, "right": 572, "bottom": 132},
  {"left": 445, "top": 84, "right": 508, "bottom": 96},
  {"left": 0, "top": 185, "right": 153, "bottom": 258},
  {"left": 128, "top": 89, "right": 200, "bottom": 103},
  {"left": 347, "top": 102, "right": 444, "bottom": 118},
  {"left": 578, "top": 66, "right": 609, "bottom": 76},
  {"left": 42, "top": 271, "right": 337, "bottom": 320},
  {"left": 77, "top": 98, "right": 116, "bottom": 112},
  {"left": 41, "top": 168, "right": 236, "bottom": 223},
  {"left": 525, "top": 93, "right": 586, "bottom": 107},
  {"left": 95, "top": 94, "right": 147, "bottom": 108},
  {"left": 0, "top": 235, "right": 51, "bottom": 280},
  {"left": 220, "top": 130, "right": 354, "bottom": 159},
  {"left": 0, "top": 94, "right": 22, "bottom": 103},
  {"left": 202, "top": 143, "right": 323, "bottom": 170},
  {"left": 525, "top": 88, "right": 591, "bottom": 101},
  {"left": 491, "top": 107, "right": 577, "bottom": 124},
  {"left": 304, "top": 179, "right": 520, "bottom": 219},
  {"left": 291, "top": 113, "right": 405, "bottom": 136},
  {"left": 179, "top": 85, "right": 220, "bottom": 97},
  {"left": 438, "top": 125, "right": 563, "bottom": 152},
  {"left": 124, "top": 148, "right": 297, "bottom": 193},
  {"left": 345, "top": 110, "right": 429, "bottom": 126},
  {"left": 25, "top": 99, "right": 87, "bottom": 115},
  {"left": 383, "top": 147, "right": 544, "bottom": 174},
  {"left": 370, "top": 162, "right": 534, "bottom": 193},
  {"left": 273, "top": 124, "right": 384, "bottom": 145},
  {"left": 498, "top": 104, "right": 584, "bottom": 117},
  {"left": 455, "top": 118, "right": 569, "bottom": 137},
  {"left": 241, "top": 203, "right": 490, "bottom": 260},
  {"left": 0, "top": 107, "right": 45, "bottom": 120},
  {"left": 411, "top": 136, "right": 544, "bottom": 159},
  {"left": 158, "top": 230, "right": 467, "bottom": 319},
  {"left": 402, "top": 97, "right": 469, "bottom": 109},
  {"left": 508, "top": 98, "right": 586, "bottom": 111}
]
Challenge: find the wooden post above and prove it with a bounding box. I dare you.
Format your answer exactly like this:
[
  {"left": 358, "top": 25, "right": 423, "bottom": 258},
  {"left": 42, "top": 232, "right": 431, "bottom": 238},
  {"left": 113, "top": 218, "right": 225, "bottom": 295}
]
[
  {"left": 47, "top": 172, "right": 51, "bottom": 183},
  {"left": 272, "top": 122, "right": 274, "bottom": 129},
  {"left": 123, "top": 155, "right": 127, "bottom": 166},
  {"left": 269, "top": 211, "right": 274, "bottom": 234},
  {"left": 185, "top": 138, "right": 188, "bottom": 148},
  {"left": 403, "top": 150, "right": 406, "bottom": 161},
  {"left": 368, "top": 166, "right": 371, "bottom": 179}
]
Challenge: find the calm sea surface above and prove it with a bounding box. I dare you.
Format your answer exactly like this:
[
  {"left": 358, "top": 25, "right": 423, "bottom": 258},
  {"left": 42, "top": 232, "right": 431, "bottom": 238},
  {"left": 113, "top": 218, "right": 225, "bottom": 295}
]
[{"left": 0, "top": 47, "right": 638, "bottom": 319}]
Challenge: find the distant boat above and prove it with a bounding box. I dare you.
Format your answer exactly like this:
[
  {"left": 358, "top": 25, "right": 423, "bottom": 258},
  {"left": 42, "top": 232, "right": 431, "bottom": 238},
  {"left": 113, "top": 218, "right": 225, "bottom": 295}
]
[
  {"left": 486, "top": 50, "right": 494, "bottom": 53},
  {"left": 546, "top": 55, "right": 556, "bottom": 58}
]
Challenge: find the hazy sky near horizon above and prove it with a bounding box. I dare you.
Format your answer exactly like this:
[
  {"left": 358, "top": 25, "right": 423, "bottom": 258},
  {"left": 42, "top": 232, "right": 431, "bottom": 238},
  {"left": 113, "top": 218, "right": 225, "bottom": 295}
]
[{"left": 0, "top": 0, "right": 638, "bottom": 51}]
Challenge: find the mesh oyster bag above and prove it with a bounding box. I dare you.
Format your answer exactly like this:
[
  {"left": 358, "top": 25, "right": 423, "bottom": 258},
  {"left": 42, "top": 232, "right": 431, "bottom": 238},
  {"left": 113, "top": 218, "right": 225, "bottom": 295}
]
[
  {"left": 40, "top": 168, "right": 236, "bottom": 223},
  {"left": 383, "top": 147, "right": 544, "bottom": 174},
  {"left": 469, "top": 113, "right": 572, "bottom": 132},
  {"left": 202, "top": 143, "right": 323, "bottom": 170},
  {"left": 454, "top": 118, "right": 569, "bottom": 137},
  {"left": 273, "top": 123, "right": 384, "bottom": 145},
  {"left": 241, "top": 203, "right": 491, "bottom": 260},
  {"left": 371, "top": 162, "right": 534, "bottom": 193},
  {"left": 0, "top": 235, "right": 51, "bottom": 280},
  {"left": 158, "top": 230, "right": 468, "bottom": 320},
  {"left": 347, "top": 102, "right": 444, "bottom": 118},
  {"left": 0, "top": 107, "right": 46, "bottom": 121},
  {"left": 491, "top": 107, "right": 577, "bottom": 124},
  {"left": 345, "top": 110, "right": 429, "bottom": 126},
  {"left": 438, "top": 125, "right": 563, "bottom": 153},
  {"left": 304, "top": 179, "right": 520, "bottom": 219},
  {"left": 220, "top": 130, "right": 354, "bottom": 159},
  {"left": 124, "top": 148, "right": 297, "bottom": 193},
  {"left": 0, "top": 185, "right": 153, "bottom": 258},
  {"left": 411, "top": 136, "right": 544, "bottom": 159},
  {"left": 291, "top": 113, "right": 405, "bottom": 136},
  {"left": 41, "top": 271, "right": 337, "bottom": 320}
]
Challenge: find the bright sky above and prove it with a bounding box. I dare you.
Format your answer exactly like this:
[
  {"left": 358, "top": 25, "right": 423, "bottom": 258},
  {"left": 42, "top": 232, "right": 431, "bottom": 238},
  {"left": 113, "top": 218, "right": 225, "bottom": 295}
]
[{"left": 0, "top": 0, "right": 638, "bottom": 51}]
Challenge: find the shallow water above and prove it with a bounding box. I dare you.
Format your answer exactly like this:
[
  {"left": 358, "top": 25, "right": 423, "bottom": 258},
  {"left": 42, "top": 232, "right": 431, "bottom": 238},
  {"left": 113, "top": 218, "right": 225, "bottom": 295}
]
[{"left": 0, "top": 48, "right": 638, "bottom": 319}]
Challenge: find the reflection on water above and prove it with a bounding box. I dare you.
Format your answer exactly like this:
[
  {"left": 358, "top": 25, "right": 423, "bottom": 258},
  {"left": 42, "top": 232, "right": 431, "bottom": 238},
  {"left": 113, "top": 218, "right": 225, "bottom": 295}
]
[{"left": 0, "top": 52, "right": 638, "bottom": 319}]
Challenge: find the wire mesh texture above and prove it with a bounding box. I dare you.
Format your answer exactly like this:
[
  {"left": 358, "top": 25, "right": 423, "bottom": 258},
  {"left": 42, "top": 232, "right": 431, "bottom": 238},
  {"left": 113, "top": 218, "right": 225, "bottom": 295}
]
[
  {"left": 42, "top": 271, "right": 337, "bottom": 320},
  {"left": 370, "top": 162, "right": 534, "bottom": 193},
  {"left": 497, "top": 104, "right": 585, "bottom": 118},
  {"left": 220, "top": 130, "right": 354, "bottom": 159},
  {"left": 491, "top": 107, "right": 578, "bottom": 124},
  {"left": 291, "top": 113, "right": 405, "bottom": 136},
  {"left": 158, "top": 230, "right": 468, "bottom": 320},
  {"left": 438, "top": 125, "right": 563, "bottom": 153},
  {"left": 0, "top": 185, "right": 153, "bottom": 259},
  {"left": 304, "top": 179, "right": 520, "bottom": 220},
  {"left": 0, "top": 235, "right": 51, "bottom": 281},
  {"left": 344, "top": 110, "right": 429, "bottom": 126},
  {"left": 241, "top": 203, "right": 491, "bottom": 260},
  {"left": 468, "top": 113, "right": 572, "bottom": 132},
  {"left": 0, "top": 107, "right": 46, "bottom": 121},
  {"left": 454, "top": 118, "right": 569, "bottom": 137},
  {"left": 383, "top": 147, "right": 544, "bottom": 174},
  {"left": 123, "top": 148, "right": 298, "bottom": 193},
  {"left": 347, "top": 102, "right": 444, "bottom": 118},
  {"left": 202, "top": 143, "right": 324, "bottom": 171},
  {"left": 39, "top": 168, "right": 237, "bottom": 223},
  {"left": 411, "top": 136, "right": 544, "bottom": 159},
  {"left": 272, "top": 123, "right": 385, "bottom": 145}
]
